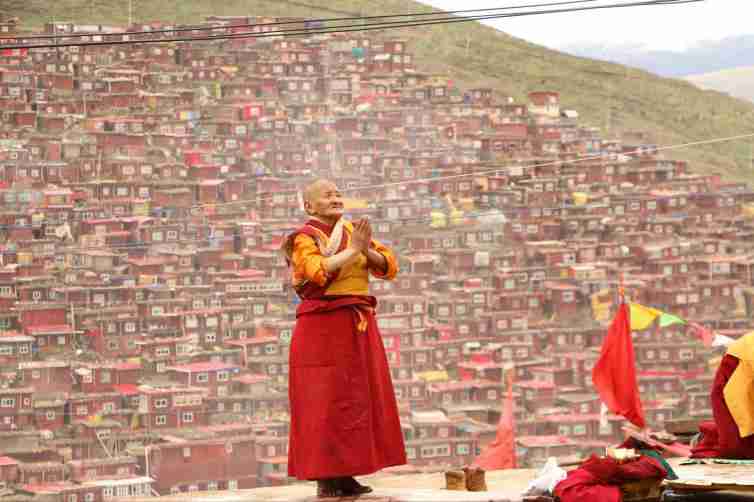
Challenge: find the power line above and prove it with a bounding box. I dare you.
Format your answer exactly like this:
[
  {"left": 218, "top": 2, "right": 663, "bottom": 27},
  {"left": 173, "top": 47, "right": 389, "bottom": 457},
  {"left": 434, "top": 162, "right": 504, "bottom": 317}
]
[
  {"left": 2, "top": 0, "right": 603, "bottom": 41},
  {"left": 0, "top": 0, "right": 701, "bottom": 50},
  {"left": 0, "top": 131, "right": 747, "bottom": 254},
  {"left": 193, "top": 130, "right": 754, "bottom": 212}
]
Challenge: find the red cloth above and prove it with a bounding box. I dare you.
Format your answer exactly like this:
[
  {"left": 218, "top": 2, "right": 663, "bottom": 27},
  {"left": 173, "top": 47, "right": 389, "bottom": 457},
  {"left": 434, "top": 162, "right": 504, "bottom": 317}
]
[
  {"left": 554, "top": 455, "right": 667, "bottom": 502},
  {"left": 287, "top": 295, "right": 407, "bottom": 480},
  {"left": 691, "top": 354, "right": 754, "bottom": 459},
  {"left": 472, "top": 372, "right": 516, "bottom": 470},
  {"left": 688, "top": 322, "right": 715, "bottom": 348},
  {"left": 592, "top": 303, "right": 646, "bottom": 429}
]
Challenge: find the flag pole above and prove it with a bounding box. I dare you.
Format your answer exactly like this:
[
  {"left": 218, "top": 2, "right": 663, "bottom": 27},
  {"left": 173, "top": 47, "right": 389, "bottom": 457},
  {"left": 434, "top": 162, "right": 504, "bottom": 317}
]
[{"left": 618, "top": 271, "right": 625, "bottom": 304}]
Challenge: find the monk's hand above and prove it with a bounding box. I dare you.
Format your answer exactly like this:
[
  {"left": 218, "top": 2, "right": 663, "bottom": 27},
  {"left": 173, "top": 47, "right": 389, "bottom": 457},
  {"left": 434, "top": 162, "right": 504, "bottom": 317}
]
[
  {"left": 362, "top": 218, "right": 373, "bottom": 250},
  {"left": 351, "top": 218, "right": 370, "bottom": 253}
]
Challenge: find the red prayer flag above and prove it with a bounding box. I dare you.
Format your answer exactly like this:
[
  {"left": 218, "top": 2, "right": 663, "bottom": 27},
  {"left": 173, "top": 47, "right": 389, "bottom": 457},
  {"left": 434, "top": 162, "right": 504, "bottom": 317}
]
[
  {"left": 688, "top": 322, "right": 715, "bottom": 348},
  {"left": 472, "top": 369, "right": 517, "bottom": 470},
  {"left": 592, "top": 302, "right": 646, "bottom": 429}
]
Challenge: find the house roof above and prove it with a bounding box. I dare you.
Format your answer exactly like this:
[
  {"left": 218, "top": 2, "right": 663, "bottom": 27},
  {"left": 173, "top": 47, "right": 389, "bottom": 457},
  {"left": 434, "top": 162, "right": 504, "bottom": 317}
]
[
  {"left": 166, "top": 362, "right": 240, "bottom": 373},
  {"left": 26, "top": 324, "right": 75, "bottom": 335},
  {"left": 0, "top": 456, "right": 19, "bottom": 466}
]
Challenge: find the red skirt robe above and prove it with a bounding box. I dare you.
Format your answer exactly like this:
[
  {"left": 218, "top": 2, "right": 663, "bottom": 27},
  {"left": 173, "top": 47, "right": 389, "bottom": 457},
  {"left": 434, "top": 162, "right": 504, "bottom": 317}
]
[{"left": 287, "top": 296, "right": 407, "bottom": 480}]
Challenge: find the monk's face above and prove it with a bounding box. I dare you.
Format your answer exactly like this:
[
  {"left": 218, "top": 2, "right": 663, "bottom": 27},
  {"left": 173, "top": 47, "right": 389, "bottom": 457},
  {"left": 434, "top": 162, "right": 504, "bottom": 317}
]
[{"left": 305, "top": 181, "right": 344, "bottom": 222}]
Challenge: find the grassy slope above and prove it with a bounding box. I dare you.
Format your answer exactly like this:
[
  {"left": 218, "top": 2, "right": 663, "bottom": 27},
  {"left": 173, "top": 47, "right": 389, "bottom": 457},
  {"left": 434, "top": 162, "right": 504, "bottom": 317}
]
[
  {"left": 686, "top": 66, "right": 754, "bottom": 104},
  {"left": 11, "top": 0, "right": 754, "bottom": 182}
]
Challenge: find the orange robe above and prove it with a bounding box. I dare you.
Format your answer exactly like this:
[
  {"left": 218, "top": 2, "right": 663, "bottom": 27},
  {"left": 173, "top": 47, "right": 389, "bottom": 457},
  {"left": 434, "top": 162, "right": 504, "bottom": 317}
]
[{"left": 285, "top": 218, "right": 406, "bottom": 480}]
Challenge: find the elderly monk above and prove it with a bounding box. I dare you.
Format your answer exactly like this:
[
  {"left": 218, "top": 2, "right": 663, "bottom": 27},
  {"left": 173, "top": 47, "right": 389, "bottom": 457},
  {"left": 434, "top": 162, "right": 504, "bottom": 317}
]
[{"left": 281, "top": 179, "right": 407, "bottom": 497}]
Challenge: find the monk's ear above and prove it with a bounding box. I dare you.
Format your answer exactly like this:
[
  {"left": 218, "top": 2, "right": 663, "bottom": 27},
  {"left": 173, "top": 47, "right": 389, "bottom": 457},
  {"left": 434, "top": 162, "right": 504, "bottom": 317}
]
[{"left": 303, "top": 200, "right": 312, "bottom": 215}]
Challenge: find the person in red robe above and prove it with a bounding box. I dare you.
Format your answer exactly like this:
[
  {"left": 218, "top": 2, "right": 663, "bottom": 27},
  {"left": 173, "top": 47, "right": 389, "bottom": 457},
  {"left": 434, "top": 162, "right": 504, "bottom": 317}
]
[
  {"left": 692, "top": 332, "right": 754, "bottom": 459},
  {"left": 282, "top": 179, "right": 406, "bottom": 497}
]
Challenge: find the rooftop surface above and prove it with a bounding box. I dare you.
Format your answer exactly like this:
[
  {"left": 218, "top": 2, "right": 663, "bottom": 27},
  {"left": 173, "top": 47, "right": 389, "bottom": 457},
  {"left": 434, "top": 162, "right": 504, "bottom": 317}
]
[{"left": 126, "top": 468, "right": 538, "bottom": 502}]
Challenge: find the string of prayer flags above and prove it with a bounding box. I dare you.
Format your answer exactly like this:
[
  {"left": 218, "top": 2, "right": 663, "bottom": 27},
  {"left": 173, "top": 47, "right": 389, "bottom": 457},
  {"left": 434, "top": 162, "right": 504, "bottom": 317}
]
[
  {"left": 688, "top": 322, "right": 716, "bottom": 348},
  {"left": 658, "top": 312, "right": 687, "bottom": 328},
  {"left": 629, "top": 303, "right": 663, "bottom": 331}
]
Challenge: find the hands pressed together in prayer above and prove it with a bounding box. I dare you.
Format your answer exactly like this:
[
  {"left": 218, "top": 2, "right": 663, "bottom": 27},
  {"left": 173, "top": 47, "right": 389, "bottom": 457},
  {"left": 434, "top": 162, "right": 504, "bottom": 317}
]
[
  {"left": 350, "top": 218, "right": 373, "bottom": 253},
  {"left": 322, "top": 217, "right": 386, "bottom": 275},
  {"left": 353, "top": 218, "right": 388, "bottom": 275}
]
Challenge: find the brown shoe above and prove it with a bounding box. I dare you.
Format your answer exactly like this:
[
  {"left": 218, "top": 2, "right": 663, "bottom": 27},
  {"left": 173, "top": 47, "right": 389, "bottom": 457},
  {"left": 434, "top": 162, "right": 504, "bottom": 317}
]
[
  {"left": 464, "top": 466, "right": 487, "bottom": 492},
  {"left": 445, "top": 469, "right": 467, "bottom": 490},
  {"left": 338, "top": 477, "right": 373, "bottom": 496}
]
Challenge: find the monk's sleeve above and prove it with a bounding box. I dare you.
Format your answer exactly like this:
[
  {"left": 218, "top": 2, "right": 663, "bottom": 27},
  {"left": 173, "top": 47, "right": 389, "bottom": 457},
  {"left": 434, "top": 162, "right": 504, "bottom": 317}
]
[
  {"left": 369, "top": 239, "right": 399, "bottom": 281},
  {"left": 291, "top": 234, "right": 330, "bottom": 287}
]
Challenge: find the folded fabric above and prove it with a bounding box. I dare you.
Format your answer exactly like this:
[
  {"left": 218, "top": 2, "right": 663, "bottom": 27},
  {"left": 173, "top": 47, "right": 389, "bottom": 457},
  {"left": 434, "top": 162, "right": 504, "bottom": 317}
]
[{"left": 554, "top": 454, "right": 667, "bottom": 502}]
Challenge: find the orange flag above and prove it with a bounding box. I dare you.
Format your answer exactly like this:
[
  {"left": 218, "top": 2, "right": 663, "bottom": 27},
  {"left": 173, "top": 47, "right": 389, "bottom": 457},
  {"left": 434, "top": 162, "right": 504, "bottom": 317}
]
[
  {"left": 472, "top": 369, "right": 517, "bottom": 470},
  {"left": 592, "top": 302, "right": 646, "bottom": 429}
]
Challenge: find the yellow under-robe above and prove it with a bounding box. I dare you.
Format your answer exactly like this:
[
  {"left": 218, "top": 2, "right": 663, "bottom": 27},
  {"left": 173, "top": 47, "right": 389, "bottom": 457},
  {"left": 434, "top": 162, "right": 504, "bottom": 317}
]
[{"left": 290, "top": 220, "right": 398, "bottom": 296}]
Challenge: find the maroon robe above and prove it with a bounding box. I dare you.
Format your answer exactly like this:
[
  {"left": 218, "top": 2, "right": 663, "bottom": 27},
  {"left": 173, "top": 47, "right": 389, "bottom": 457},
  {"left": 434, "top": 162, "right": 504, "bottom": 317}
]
[{"left": 287, "top": 219, "right": 406, "bottom": 480}]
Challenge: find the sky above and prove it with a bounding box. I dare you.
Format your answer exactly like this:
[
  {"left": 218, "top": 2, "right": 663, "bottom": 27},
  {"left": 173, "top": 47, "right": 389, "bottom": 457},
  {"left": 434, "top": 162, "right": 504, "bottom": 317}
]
[{"left": 422, "top": 0, "right": 751, "bottom": 51}]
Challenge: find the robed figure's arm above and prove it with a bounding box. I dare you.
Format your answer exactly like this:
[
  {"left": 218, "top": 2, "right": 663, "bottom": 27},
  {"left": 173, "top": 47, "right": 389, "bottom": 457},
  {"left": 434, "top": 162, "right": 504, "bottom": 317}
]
[{"left": 367, "top": 239, "right": 399, "bottom": 281}]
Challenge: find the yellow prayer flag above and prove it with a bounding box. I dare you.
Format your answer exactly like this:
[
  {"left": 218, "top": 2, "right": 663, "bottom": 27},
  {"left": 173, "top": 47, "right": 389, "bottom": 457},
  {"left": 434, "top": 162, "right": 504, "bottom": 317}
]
[
  {"left": 629, "top": 303, "right": 663, "bottom": 331},
  {"left": 591, "top": 289, "right": 612, "bottom": 322}
]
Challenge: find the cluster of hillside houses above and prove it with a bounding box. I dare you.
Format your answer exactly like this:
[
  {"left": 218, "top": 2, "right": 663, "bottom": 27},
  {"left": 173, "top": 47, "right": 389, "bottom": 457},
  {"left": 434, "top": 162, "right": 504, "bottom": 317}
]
[{"left": 0, "top": 10, "right": 752, "bottom": 501}]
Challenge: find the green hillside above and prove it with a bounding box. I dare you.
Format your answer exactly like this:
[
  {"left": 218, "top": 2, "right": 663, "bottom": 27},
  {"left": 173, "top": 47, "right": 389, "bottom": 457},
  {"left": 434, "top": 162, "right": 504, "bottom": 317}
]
[{"left": 10, "top": 0, "right": 754, "bottom": 182}]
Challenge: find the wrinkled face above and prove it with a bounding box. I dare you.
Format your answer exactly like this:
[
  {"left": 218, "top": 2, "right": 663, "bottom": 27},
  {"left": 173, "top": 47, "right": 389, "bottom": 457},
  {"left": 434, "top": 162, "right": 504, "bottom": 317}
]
[{"left": 305, "top": 181, "right": 343, "bottom": 221}]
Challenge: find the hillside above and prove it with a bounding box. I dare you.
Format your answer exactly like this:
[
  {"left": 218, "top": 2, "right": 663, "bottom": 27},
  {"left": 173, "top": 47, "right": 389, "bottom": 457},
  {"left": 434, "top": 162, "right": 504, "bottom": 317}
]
[
  {"left": 10, "top": 0, "right": 754, "bottom": 182},
  {"left": 687, "top": 66, "right": 754, "bottom": 103}
]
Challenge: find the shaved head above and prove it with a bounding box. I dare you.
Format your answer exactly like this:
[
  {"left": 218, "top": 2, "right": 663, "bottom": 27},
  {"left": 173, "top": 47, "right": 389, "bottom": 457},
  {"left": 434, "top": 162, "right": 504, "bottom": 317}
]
[
  {"left": 303, "top": 179, "right": 337, "bottom": 204},
  {"left": 302, "top": 179, "right": 343, "bottom": 222}
]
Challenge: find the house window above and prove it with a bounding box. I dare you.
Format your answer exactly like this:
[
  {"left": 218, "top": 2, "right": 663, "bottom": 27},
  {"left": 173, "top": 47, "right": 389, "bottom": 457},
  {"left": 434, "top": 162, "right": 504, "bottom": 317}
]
[
  {"left": 217, "top": 371, "right": 229, "bottom": 382},
  {"left": 0, "top": 398, "right": 15, "bottom": 407},
  {"left": 155, "top": 415, "right": 167, "bottom": 425},
  {"left": 124, "top": 322, "right": 136, "bottom": 333},
  {"left": 68, "top": 495, "right": 78, "bottom": 502},
  {"left": 228, "top": 480, "right": 238, "bottom": 490},
  {"left": 154, "top": 398, "right": 168, "bottom": 408},
  {"left": 195, "top": 373, "right": 209, "bottom": 383},
  {"left": 46, "top": 411, "right": 56, "bottom": 420},
  {"left": 457, "top": 444, "right": 470, "bottom": 455},
  {"left": 85, "top": 493, "right": 94, "bottom": 502},
  {"left": 182, "top": 412, "right": 194, "bottom": 423},
  {"left": 573, "top": 424, "right": 587, "bottom": 436}
]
